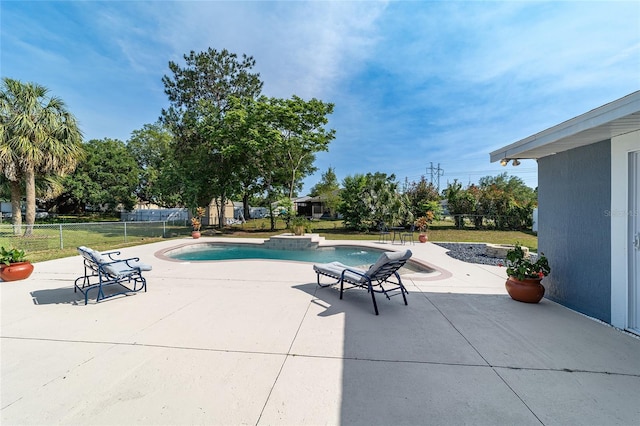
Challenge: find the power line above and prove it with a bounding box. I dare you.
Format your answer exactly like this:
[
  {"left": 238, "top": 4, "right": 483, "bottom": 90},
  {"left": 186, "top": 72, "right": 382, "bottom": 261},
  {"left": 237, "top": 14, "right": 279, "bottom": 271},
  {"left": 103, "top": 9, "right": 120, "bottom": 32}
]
[
  {"left": 427, "top": 162, "right": 445, "bottom": 191},
  {"left": 403, "top": 168, "right": 537, "bottom": 183},
  {"left": 402, "top": 166, "right": 538, "bottom": 189}
]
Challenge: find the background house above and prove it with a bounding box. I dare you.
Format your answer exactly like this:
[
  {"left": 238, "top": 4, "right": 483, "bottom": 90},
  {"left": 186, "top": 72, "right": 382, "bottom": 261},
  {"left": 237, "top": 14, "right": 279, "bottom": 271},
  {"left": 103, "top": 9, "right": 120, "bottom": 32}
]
[
  {"left": 293, "top": 193, "right": 339, "bottom": 219},
  {"left": 293, "top": 196, "right": 318, "bottom": 218},
  {"left": 490, "top": 91, "right": 640, "bottom": 335}
]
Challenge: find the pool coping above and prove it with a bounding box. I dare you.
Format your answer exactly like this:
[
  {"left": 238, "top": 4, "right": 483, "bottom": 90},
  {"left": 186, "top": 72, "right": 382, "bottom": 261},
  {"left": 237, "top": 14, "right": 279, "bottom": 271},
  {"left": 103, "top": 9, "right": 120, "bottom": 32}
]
[{"left": 154, "top": 237, "right": 452, "bottom": 281}]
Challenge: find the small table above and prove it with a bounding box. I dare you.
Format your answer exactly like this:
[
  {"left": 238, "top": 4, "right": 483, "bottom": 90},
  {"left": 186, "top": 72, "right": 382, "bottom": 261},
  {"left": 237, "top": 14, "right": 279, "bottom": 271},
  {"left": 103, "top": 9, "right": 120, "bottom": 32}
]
[{"left": 389, "top": 227, "right": 405, "bottom": 244}]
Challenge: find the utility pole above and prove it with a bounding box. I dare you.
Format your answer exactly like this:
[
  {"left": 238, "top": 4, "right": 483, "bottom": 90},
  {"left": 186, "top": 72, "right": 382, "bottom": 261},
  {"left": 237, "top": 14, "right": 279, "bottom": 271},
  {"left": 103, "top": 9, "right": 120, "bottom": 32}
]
[{"left": 427, "top": 162, "right": 445, "bottom": 191}]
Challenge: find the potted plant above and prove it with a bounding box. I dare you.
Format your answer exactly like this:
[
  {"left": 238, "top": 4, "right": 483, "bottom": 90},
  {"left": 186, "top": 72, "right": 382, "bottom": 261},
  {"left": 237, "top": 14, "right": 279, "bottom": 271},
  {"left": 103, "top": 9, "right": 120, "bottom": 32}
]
[
  {"left": 290, "top": 216, "right": 311, "bottom": 236},
  {"left": 191, "top": 207, "right": 205, "bottom": 239},
  {"left": 0, "top": 246, "right": 34, "bottom": 281},
  {"left": 504, "top": 243, "right": 551, "bottom": 303},
  {"left": 414, "top": 211, "right": 434, "bottom": 243}
]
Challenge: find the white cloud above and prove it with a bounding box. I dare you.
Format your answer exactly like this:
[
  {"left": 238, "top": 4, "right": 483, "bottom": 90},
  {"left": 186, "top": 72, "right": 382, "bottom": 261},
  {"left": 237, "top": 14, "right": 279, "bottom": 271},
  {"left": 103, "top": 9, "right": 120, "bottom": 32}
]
[
  {"left": 143, "top": 1, "right": 387, "bottom": 99},
  {"left": 3, "top": 0, "right": 637, "bottom": 192}
]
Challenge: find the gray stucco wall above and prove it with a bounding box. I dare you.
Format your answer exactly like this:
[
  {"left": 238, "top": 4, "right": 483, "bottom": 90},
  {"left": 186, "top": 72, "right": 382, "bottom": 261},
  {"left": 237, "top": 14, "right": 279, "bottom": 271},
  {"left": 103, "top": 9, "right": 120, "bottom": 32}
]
[{"left": 538, "top": 140, "right": 611, "bottom": 322}]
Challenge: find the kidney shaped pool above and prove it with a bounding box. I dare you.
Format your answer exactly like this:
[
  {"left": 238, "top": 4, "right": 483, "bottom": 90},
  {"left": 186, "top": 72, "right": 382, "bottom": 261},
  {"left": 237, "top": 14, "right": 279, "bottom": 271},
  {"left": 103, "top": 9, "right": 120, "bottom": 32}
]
[{"left": 162, "top": 243, "right": 392, "bottom": 267}]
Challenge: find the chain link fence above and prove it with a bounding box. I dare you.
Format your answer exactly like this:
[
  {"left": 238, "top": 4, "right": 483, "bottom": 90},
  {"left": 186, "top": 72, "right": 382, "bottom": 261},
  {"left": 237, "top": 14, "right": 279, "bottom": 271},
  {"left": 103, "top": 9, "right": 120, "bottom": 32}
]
[
  {"left": 0, "top": 220, "right": 189, "bottom": 252},
  {"left": 448, "top": 214, "right": 534, "bottom": 230}
]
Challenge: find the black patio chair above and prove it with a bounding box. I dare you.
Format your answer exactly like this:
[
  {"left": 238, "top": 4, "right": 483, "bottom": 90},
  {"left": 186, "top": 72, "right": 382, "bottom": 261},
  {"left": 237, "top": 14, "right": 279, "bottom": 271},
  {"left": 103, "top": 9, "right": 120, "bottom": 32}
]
[
  {"left": 401, "top": 225, "right": 416, "bottom": 245},
  {"left": 313, "top": 250, "right": 411, "bottom": 315},
  {"left": 378, "top": 222, "right": 391, "bottom": 243}
]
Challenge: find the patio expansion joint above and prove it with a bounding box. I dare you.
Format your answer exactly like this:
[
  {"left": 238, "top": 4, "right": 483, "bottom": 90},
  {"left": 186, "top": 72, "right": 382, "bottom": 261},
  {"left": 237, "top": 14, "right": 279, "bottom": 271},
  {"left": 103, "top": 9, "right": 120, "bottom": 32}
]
[
  {"left": 416, "top": 288, "right": 547, "bottom": 425},
  {"left": 254, "top": 282, "right": 338, "bottom": 425},
  {"left": 5, "top": 335, "right": 637, "bottom": 379}
]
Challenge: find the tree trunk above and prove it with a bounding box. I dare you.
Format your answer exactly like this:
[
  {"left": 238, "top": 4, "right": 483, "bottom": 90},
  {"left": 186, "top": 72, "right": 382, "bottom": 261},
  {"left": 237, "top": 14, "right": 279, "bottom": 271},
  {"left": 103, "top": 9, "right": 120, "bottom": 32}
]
[
  {"left": 10, "top": 179, "right": 22, "bottom": 235},
  {"left": 24, "top": 165, "right": 36, "bottom": 235},
  {"left": 267, "top": 193, "right": 276, "bottom": 231},
  {"left": 218, "top": 194, "right": 226, "bottom": 229},
  {"left": 289, "top": 169, "right": 296, "bottom": 200},
  {"left": 243, "top": 193, "right": 250, "bottom": 220}
]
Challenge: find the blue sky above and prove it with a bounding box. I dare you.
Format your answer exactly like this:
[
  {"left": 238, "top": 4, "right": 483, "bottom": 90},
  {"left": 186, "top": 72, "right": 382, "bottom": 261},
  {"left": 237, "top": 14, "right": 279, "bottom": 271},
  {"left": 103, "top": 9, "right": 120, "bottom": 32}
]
[{"left": 2, "top": 1, "right": 639, "bottom": 193}]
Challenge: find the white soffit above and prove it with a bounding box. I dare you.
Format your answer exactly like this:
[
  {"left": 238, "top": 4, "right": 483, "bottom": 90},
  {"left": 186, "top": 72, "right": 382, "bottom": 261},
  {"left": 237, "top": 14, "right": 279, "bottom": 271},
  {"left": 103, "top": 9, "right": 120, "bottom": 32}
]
[{"left": 490, "top": 91, "right": 640, "bottom": 162}]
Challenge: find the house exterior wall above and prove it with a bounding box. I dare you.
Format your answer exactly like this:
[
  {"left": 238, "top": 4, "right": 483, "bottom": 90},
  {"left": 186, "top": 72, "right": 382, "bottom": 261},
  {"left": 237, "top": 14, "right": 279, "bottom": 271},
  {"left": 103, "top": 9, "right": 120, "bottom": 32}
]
[
  {"left": 538, "top": 140, "right": 612, "bottom": 322},
  {"left": 610, "top": 129, "right": 640, "bottom": 329}
]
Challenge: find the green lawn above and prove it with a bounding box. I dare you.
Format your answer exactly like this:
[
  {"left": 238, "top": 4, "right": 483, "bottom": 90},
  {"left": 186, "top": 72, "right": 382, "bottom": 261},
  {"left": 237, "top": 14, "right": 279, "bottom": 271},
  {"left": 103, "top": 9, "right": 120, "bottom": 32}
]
[{"left": 224, "top": 218, "right": 538, "bottom": 251}]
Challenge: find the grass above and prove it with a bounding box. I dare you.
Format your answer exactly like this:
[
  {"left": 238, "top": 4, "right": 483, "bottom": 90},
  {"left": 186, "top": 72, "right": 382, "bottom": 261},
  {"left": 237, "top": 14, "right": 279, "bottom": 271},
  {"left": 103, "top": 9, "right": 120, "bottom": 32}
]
[
  {"left": 3, "top": 217, "right": 537, "bottom": 264},
  {"left": 223, "top": 218, "right": 538, "bottom": 251},
  {"left": 0, "top": 222, "right": 186, "bottom": 263}
]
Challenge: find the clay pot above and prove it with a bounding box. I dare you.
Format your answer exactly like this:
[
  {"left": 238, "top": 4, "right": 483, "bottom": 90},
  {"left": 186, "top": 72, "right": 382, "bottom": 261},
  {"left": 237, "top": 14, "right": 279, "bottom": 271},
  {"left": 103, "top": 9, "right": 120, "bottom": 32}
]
[
  {"left": 505, "top": 276, "right": 545, "bottom": 303},
  {"left": 191, "top": 231, "right": 201, "bottom": 239},
  {"left": 418, "top": 234, "right": 428, "bottom": 243},
  {"left": 0, "top": 261, "right": 34, "bottom": 281}
]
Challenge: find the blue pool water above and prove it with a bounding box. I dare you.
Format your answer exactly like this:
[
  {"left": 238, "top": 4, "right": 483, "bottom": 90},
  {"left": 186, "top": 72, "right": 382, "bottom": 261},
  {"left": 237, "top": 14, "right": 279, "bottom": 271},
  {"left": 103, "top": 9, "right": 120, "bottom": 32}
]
[{"left": 167, "top": 244, "right": 385, "bottom": 266}]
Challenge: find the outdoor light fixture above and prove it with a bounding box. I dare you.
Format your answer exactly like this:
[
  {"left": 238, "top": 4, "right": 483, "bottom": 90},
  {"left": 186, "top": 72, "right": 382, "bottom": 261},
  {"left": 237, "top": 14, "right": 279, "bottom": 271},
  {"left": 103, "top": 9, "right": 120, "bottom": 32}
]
[{"left": 500, "top": 158, "right": 520, "bottom": 166}]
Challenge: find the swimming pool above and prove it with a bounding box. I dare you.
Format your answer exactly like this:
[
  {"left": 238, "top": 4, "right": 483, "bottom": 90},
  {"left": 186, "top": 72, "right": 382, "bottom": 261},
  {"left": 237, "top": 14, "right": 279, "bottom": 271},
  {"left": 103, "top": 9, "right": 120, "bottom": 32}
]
[{"left": 164, "top": 243, "right": 386, "bottom": 267}]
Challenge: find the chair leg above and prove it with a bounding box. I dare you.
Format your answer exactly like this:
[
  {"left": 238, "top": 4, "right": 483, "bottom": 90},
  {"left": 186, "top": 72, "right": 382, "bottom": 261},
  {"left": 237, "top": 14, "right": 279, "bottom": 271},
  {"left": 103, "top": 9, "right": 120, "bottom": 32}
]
[{"left": 369, "top": 284, "right": 379, "bottom": 315}]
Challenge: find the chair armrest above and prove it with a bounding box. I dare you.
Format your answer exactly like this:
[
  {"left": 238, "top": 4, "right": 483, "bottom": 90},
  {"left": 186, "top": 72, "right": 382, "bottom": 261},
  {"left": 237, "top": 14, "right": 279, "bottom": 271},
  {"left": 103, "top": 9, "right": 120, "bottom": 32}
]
[
  {"left": 340, "top": 268, "right": 370, "bottom": 284},
  {"left": 103, "top": 250, "right": 122, "bottom": 260}
]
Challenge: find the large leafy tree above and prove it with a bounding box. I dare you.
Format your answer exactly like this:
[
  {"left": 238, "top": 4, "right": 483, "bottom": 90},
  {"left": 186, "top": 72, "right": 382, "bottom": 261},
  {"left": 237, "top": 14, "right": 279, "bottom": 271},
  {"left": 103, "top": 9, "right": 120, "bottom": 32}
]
[
  {"left": 404, "top": 176, "right": 441, "bottom": 218},
  {"left": 478, "top": 173, "right": 536, "bottom": 229},
  {"left": 309, "top": 166, "right": 341, "bottom": 217},
  {"left": 339, "top": 174, "right": 370, "bottom": 231},
  {"left": 162, "top": 48, "right": 263, "bottom": 114},
  {"left": 191, "top": 98, "right": 249, "bottom": 224},
  {"left": 338, "top": 172, "right": 407, "bottom": 231},
  {"left": 0, "top": 78, "right": 83, "bottom": 232},
  {"left": 267, "top": 95, "right": 335, "bottom": 199},
  {"left": 161, "top": 48, "right": 335, "bottom": 228},
  {"left": 57, "top": 138, "right": 140, "bottom": 213},
  {"left": 444, "top": 180, "right": 478, "bottom": 228},
  {"left": 127, "top": 122, "right": 180, "bottom": 207},
  {"left": 237, "top": 96, "right": 336, "bottom": 229},
  {"left": 310, "top": 167, "right": 339, "bottom": 196},
  {"left": 444, "top": 173, "right": 536, "bottom": 229},
  {"left": 221, "top": 96, "right": 280, "bottom": 223},
  {"left": 161, "top": 48, "right": 263, "bottom": 225}
]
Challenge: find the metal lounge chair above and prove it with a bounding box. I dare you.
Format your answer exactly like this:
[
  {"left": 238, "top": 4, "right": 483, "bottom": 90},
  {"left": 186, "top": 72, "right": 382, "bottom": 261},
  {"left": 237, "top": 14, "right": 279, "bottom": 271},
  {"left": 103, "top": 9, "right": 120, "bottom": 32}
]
[
  {"left": 74, "top": 246, "right": 151, "bottom": 304},
  {"left": 313, "top": 249, "right": 411, "bottom": 315}
]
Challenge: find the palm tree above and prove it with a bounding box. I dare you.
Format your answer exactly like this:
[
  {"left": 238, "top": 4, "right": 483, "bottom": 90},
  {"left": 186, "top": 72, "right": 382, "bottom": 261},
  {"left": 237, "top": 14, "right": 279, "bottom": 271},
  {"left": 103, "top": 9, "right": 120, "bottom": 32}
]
[{"left": 0, "top": 78, "right": 83, "bottom": 234}]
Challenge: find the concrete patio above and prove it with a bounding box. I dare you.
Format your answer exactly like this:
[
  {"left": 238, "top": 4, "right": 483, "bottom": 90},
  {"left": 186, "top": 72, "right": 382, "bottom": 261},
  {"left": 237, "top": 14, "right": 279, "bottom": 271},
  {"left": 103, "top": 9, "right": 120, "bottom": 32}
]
[{"left": 1, "top": 238, "right": 639, "bottom": 425}]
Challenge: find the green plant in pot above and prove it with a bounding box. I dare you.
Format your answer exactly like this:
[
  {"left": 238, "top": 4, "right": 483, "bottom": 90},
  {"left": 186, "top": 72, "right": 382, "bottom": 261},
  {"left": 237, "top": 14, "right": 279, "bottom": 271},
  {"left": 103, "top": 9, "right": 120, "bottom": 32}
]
[
  {"left": 290, "top": 216, "right": 312, "bottom": 236},
  {"left": 0, "top": 246, "right": 34, "bottom": 281},
  {"left": 504, "top": 244, "right": 551, "bottom": 303},
  {"left": 414, "top": 211, "right": 434, "bottom": 243},
  {"left": 191, "top": 206, "right": 205, "bottom": 238}
]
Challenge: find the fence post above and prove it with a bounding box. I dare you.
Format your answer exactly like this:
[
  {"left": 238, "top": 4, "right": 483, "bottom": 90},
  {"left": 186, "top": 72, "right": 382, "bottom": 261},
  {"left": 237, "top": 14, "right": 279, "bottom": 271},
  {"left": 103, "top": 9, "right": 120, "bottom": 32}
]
[
  {"left": 59, "top": 224, "right": 64, "bottom": 249},
  {"left": 124, "top": 222, "right": 127, "bottom": 243},
  {"left": 163, "top": 221, "right": 166, "bottom": 238}
]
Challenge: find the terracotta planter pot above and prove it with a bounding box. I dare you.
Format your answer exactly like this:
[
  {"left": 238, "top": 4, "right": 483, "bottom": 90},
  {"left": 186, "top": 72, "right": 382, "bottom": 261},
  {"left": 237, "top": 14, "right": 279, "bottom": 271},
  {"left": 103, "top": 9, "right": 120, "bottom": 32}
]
[
  {"left": 418, "top": 234, "right": 428, "bottom": 243},
  {"left": 505, "top": 276, "right": 545, "bottom": 303},
  {"left": 191, "top": 231, "right": 201, "bottom": 239},
  {"left": 0, "top": 261, "right": 34, "bottom": 281}
]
